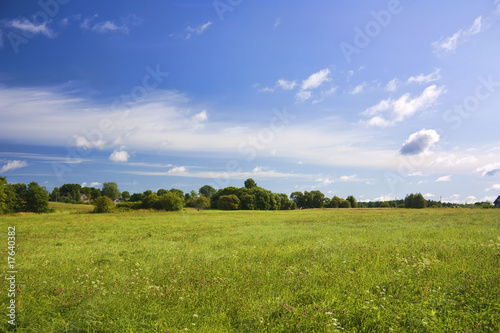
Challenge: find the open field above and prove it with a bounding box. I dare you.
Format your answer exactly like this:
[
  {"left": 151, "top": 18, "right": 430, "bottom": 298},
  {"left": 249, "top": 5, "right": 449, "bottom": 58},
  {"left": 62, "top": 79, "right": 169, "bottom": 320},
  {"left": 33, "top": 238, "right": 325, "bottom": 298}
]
[{"left": 1, "top": 206, "right": 499, "bottom": 332}]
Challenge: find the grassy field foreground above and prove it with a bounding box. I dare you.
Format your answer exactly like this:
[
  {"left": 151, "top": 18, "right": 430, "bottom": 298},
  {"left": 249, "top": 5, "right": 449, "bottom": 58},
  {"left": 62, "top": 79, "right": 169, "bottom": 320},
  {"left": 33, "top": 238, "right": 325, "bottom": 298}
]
[{"left": 1, "top": 206, "right": 499, "bottom": 332}]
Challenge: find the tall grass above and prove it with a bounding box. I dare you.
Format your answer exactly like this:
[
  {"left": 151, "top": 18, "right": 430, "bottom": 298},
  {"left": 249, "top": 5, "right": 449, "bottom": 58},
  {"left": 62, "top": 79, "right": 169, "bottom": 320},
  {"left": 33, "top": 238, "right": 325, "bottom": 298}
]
[{"left": 1, "top": 207, "right": 499, "bottom": 332}]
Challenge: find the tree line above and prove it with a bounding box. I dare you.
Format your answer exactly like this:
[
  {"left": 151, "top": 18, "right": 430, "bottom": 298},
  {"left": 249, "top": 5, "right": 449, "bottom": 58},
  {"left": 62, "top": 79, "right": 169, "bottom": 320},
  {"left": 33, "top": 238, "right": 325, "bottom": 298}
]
[{"left": 1, "top": 175, "right": 497, "bottom": 215}]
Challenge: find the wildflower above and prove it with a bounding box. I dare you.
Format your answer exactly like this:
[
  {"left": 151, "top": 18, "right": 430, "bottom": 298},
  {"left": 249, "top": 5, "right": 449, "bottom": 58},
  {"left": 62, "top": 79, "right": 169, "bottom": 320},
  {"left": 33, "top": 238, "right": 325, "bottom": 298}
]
[{"left": 193, "top": 314, "right": 198, "bottom": 318}]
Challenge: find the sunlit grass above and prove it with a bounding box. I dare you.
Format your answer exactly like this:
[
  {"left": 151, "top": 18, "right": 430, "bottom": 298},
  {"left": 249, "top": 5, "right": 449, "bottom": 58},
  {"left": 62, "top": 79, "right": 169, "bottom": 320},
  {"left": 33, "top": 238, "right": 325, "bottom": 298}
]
[{"left": 1, "top": 207, "right": 499, "bottom": 332}]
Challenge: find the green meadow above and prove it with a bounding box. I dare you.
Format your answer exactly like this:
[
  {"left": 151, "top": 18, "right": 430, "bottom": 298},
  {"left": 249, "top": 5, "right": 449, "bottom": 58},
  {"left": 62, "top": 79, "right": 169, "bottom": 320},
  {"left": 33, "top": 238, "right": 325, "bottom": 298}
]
[{"left": 1, "top": 205, "right": 499, "bottom": 332}]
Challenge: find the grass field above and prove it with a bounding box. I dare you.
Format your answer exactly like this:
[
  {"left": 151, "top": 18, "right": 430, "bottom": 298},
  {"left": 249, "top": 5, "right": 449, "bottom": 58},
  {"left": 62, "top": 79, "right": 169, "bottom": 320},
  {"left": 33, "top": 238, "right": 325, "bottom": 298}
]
[{"left": 1, "top": 205, "right": 499, "bottom": 332}]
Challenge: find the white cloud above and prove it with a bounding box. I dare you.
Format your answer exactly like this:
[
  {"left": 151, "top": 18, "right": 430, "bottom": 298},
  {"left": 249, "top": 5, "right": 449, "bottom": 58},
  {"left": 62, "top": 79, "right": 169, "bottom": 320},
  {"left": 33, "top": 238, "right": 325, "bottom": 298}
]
[
  {"left": 432, "top": 16, "right": 482, "bottom": 55},
  {"left": 82, "top": 182, "right": 101, "bottom": 188},
  {"left": 400, "top": 129, "right": 440, "bottom": 155},
  {"left": 486, "top": 184, "right": 500, "bottom": 192},
  {"left": 190, "top": 110, "right": 208, "bottom": 125},
  {"left": 122, "top": 168, "right": 308, "bottom": 180},
  {"left": 363, "top": 85, "right": 445, "bottom": 127},
  {"left": 185, "top": 21, "right": 212, "bottom": 39},
  {"left": 274, "top": 18, "right": 282, "bottom": 28},
  {"left": 276, "top": 79, "right": 297, "bottom": 90},
  {"left": 424, "top": 193, "right": 435, "bottom": 198},
  {"left": 92, "top": 21, "right": 129, "bottom": 34},
  {"left": 374, "top": 194, "right": 396, "bottom": 201},
  {"left": 9, "top": 19, "right": 56, "bottom": 38},
  {"left": 465, "top": 195, "right": 477, "bottom": 202},
  {"left": 385, "top": 78, "right": 400, "bottom": 92},
  {"left": 407, "top": 69, "right": 441, "bottom": 85},
  {"left": 316, "top": 178, "right": 334, "bottom": 185},
  {"left": 109, "top": 149, "right": 130, "bottom": 162},
  {"left": 0, "top": 160, "right": 28, "bottom": 173},
  {"left": 301, "top": 69, "right": 331, "bottom": 91},
  {"left": 436, "top": 175, "right": 452, "bottom": 182},
  {"left": 167, "top": 166, "right": 187, "bottom": 174},
  {"left": 351, "top": 82, "right": 367, "bottom": 95},
  {"left": 80, "top": 14, "right": 141, "bottom": 35},
  {"left": 477, "top": 162, "right": 500, "bottom": 176},
  {"left": 295, "top": 90, "right": 312, "bottom": 103}
]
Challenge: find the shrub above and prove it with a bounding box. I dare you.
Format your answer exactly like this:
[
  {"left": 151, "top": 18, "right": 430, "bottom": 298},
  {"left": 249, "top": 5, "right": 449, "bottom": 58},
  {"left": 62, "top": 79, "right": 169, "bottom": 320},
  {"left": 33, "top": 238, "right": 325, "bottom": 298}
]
[
  {"left": 155, "top": 192, "right": 184, "bottom": 211},
  {"left": 93, "top": 196, "right": 115, "bottom": 213},
  {"left": 217, "top": 195, "right": 241, "bottom": 210}
]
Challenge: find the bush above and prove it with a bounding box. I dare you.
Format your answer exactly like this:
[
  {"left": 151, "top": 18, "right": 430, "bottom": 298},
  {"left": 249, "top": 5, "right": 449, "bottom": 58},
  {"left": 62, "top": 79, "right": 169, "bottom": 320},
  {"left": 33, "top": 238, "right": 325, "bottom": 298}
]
[
  {"left": 217, "top": 195, "right": 241, "bottom": 210},
  {"left": 93, "top": 196, "right": 115, "bottom": 213},
  {"left": 116, "top": 202, "right": 142, "bottom": 210},
  {"left": 155, "top": 192, "right": 184, "bottom": 211}
]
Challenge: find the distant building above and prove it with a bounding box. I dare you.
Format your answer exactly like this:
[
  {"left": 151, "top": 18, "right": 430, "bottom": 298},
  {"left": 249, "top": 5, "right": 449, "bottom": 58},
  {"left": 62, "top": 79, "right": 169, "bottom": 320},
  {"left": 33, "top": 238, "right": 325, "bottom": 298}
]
[
  {"left": 80, "top": 194, "right": 89, "bottom": 203},
  {"left": 113, "top": 198, "right": 123, "bottom": 205},
  {"left": 495, "top": 196, "right": 500, "bottom": 208}
]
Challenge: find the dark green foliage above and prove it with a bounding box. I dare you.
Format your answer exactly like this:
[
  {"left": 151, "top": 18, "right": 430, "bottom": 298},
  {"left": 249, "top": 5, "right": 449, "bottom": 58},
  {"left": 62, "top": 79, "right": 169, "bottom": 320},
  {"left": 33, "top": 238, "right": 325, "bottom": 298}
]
[
  {"left": 155, "top": 192, "right": 184, "bottom": 211},
  {"left": 211, "top": 187, "right": 239, "bottom": 208},
  {"left": 346, "top": 195, "right": 358, "bottom": 208},
  {"left": 102, "top": 182, "right": 120, "bottom": 199},
  {"left": 169, "top": 188, "right": 184, "bottom": 199},
  {"left": 199, "top": 185, "right": 216, "bottom": 198},
  {"left": 59, "top": 183, "right": 81, "bottom": 203},
  {"left": 404, "top": 193, "right": 427, "bottom": 209},
  {"left": 339, "top": 199, "right": 351, "bottom": 208},
  {"left": 116, "top": 201, "right": 142, "bottom": 210},
  {"left": 157, "top": 189, "right": 168, "bottom": 196},
  {"left": 121, "top": 191, "right": 131, "bottom": 201},
  {"left": 25, "top": 182, "right": 50, "bottom": 213},
  {"left": 244, "top": 178, "right": 257, "bottom": 189},
  {"left": 190, "top": 194, "right": 211, "bottom": 210},
  {"left": 328, "top": 196, "right": 341, "bottom": 208},
  {"left": 142, "top": 193, "right": 159, "bottom": 209},
  {"left": 92, "top": 196, "right": 115, "bottom": 213},
  {"left": 0, "top": 177, "right": 7, "bottom": 214},
  {"left": 217, "top": 194, "right": 241, "bottom": 210},
  {"left": 129, "top": 193, "right": 144, "bottom": 202}
]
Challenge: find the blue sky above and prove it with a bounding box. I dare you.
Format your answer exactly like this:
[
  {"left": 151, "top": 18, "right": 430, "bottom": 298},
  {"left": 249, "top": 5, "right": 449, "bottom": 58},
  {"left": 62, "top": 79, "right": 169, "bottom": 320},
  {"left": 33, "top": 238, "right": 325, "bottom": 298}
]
[{"left": 1, "top": 0, "right": 500, "bottom": 203}]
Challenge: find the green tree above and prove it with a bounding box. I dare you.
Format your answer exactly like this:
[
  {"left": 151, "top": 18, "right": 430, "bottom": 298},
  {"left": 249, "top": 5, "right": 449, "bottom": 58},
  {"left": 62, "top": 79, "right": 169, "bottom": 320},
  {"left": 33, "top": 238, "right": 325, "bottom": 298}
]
[
  {"left": 238, "top": 188, "right": 255, "bottom": 210},
  {"left": 310, "top": 191, "right": 325, "bottom": 208},
  {"left": 102, "top": 182, "right": 120, "bottom": 199},
  {"left": 244, "top": 178, "right": 257, "bottom": 189},
  {"left": 93, "top": 196, "right": 115, "bottom": 213},
  {"left": 328, "top": 196, "right": 341, "bottom": 208},
  {"left": 346, "top": 195, "right": 358, "bottom": 208},
  {"left": 290, "top": 191, "right": 305, "bottom": 208},
  {"left": 49, "top": 187, "right": 60, "bottom": 202},
  {"left": 142, "top": 193, "right": 159, "bottom": 209},
  {"left": 217, "top": 195, "right": 241, "bottom": 210},
  {"left": 59, "top": 184, "right": 81, "bottom": 203},
  {"left": 129, "top": 193, "right": 144, "bottom": 202},
  {"left": 404, "top": 193, "right": 427, "bottom": 209},
  {"left": 155, "top": 192, "right": 184, "bottom": 211},
  {"left": 157, "top": 189, "right": 168, "bottom": 196},
  {"left": 199, "top": 185, "right": 216, "bottom": 198},
  {"left": 121, "top": 191, "right": 131, "bottom": 201},
  {"left": 191, "top": 194, "right": 211, "bottom": 210},
  {"left": 8, "top": 183, "right": 27, "bottom": 212},
  {"left": 25, "top": 182, "right": 50, "bottom": 213},
  {"left": 169, "top": 188, "right": 184, "bottom": 199},
  {"left": 339, "top": 199, "right": 351, "bottom": 208},
  {"left": 0, "top": 177, "right": 7, "bottom": 214}
]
